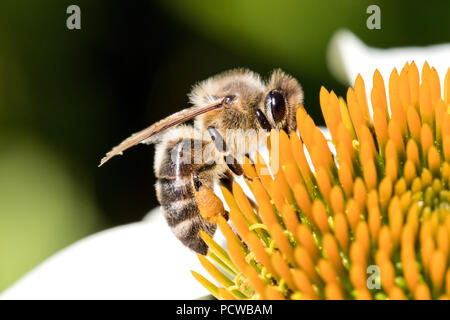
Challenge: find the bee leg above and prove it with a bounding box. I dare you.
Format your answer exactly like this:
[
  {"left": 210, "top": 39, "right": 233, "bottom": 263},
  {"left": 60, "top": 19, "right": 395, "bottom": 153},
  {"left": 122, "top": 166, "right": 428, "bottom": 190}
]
[
  {"left": 207, "top": 126, "right": 251, "bottom": 180},
  {"left": 219, "top": 170, "right": 234, "bottom": 193},
  {"left": 192, "top": 171, "right": 202, "bottom": 192},
  {"left": 224, "top": 154, "right": 244, "bottom": 176},
  {"left": 192, "top": 170, "right": 227, "bottom": 223},
  {"left": 255, "top": 109, "right": 272, "bottom": 131},
  {"left": 226, "top": 154, "right": 255, "bottom": 181},
  {"left": 207, "top": 126, "right": 227, "bottom": 153}
]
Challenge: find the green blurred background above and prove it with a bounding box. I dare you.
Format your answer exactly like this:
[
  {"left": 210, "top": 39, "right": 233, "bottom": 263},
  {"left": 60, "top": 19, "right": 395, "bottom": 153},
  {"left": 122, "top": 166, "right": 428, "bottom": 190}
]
[{"left": 0, "top": 0, "right": 449, "bottom": 291}]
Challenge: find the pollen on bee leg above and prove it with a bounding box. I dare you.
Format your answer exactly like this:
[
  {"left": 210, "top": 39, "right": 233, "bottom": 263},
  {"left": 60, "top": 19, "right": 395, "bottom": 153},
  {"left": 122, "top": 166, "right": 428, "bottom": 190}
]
[{"left": 195, "top": 185, "right": 227, "bottom": 223}]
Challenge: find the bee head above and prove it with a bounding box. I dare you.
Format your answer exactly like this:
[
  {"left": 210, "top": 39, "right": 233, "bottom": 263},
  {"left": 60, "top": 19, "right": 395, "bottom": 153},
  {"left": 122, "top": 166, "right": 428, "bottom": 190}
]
[{"left": 262, "top": 69, "right": 303, "bottom": 133}]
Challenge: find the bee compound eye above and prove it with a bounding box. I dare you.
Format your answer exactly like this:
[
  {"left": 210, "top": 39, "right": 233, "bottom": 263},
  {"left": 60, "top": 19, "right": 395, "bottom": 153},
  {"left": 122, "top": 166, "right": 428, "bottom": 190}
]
[{"left": 265, "top": 90, "right": 286, "bottom": 123}]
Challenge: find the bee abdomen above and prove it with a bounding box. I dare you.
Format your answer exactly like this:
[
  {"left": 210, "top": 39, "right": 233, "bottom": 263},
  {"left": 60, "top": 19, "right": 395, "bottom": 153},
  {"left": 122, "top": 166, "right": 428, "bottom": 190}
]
[
  {"left": 161, "top": 198, "right": 198, "bottom": 227},
  {"left": 158, "top": 181, "right": 216, "bottom": 254},
  {"left": 156, "top": 177, "right": 194, "bottom": 205},
  {"left": 156, "top": 177, "right": 217, "bottom": 254},
  {"left": 170, "top": 215, "right": 216, "bottom": 255},
  {"left": 155, "top": 136, "right": 217, "bottom": 254}
]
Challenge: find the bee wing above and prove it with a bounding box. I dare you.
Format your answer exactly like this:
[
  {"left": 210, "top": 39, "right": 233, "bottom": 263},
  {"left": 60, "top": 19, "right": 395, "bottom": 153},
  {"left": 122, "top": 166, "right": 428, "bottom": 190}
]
[{"left": 99, "top": 99, "right": 225, "bottom": 166}]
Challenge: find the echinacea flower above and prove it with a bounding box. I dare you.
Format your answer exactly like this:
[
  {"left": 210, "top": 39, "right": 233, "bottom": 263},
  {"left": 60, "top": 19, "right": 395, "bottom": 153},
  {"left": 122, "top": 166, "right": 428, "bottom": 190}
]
[
  {"left": 193, "top": 62, "right": 450, "bottom": 300},
  {"left": 3, "top": 30, "right": 450, "bottom": 300}
]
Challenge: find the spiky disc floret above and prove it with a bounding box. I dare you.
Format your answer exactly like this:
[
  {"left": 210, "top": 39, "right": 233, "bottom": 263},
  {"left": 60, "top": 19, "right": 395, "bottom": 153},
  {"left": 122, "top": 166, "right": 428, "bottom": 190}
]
[{"left": 193, "top": 62, "right": 450, "bottom": 300}]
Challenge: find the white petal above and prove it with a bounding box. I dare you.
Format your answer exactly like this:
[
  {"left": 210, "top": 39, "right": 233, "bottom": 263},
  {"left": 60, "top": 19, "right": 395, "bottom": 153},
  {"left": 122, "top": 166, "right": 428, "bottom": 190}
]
[
  {"left": 328, "top": 29, "right": 450, "bottom": 91},
  {"left": 1, "top": 208, "right": 213, "bottom": 300}
]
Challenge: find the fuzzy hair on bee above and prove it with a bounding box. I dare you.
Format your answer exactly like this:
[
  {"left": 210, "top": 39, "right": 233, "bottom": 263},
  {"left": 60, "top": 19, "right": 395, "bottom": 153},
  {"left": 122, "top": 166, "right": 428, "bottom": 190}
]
[{"left": 100, "top": 68, "right": 303, "bottom": 254}]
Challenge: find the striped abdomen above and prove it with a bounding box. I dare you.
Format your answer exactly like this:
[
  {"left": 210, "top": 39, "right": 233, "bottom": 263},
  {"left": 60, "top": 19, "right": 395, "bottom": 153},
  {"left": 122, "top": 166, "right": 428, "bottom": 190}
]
[{"left": 155, "top": 137, "right": 217, "bottom": 255}]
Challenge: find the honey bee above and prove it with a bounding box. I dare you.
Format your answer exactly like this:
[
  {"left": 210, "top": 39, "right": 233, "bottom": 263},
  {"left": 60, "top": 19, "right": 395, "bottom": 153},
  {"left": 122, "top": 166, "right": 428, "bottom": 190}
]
[{"left": 100, "top": 69, "right": 303, "bottom": 254}]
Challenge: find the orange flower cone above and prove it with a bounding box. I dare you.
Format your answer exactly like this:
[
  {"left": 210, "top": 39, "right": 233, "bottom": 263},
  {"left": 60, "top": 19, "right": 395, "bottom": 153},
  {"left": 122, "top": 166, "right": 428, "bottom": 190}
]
[{"left": 193, "top": 62, "right": 450, "bottom": 300}]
